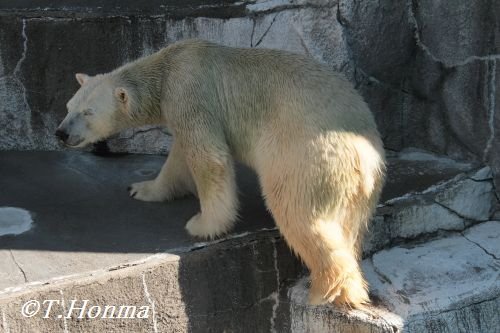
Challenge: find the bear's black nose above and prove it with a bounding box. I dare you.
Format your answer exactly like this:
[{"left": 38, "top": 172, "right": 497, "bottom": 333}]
[{"left": 55, "top": 129, "right": 69, "bottom": 142}]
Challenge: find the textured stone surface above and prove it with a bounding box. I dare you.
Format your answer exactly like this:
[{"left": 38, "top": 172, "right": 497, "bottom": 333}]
[
  {"left": 291, "top": 222, "right": 500, "bottom": 333},
  {"left": 0, "top": 151, "right": 275, "bottom": 290},
  {"left": 405, "top": 1, "right": 500, "bottom": 195},
  {"left": 434, "top": 178, "right": 494, "bottom": 221},
  {"left": 338, "top": 0, "right": 415, "bottom": 150},
  {"left": 389, "top": 200, "right": 465, "bottom": 239},
  {"left": 471, "top": 166, "right": 494, "bottom": 181},
  {"left": 371, "top": 169, "right": 496, "bottom": 254},
  {"left": 0, "top": 233, "right": 304, "bottom": 333},
  {"left": 362, "top": 215, "right": 390, "bottom": 255},
  {"left": 366, "top": 230, "right": 500, "bottom": 332},
  {"left": 289, "top": 278, "right": 403, "bottom": 333},
  {"left": 1, "top": 150, "right": 496, "bottom": 331},
  {"left": 362, "top": 152, "right": 496, "bottom": 256},
  {"left": 463, "top": 221, "right": 500, "bottom": 259}
]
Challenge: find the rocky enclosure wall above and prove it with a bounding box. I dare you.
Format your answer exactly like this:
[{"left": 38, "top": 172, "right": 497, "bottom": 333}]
[{"left": 0, "top": 0, "right": 499, "bottom": 193}]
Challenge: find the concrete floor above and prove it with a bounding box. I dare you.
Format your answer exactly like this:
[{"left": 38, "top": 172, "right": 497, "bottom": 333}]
[
  {"left": 0, "top": 150, "right": 473, "bottom": 292},
  {"left": 0, "top": 151, "right": 275, "bottom": 291}
]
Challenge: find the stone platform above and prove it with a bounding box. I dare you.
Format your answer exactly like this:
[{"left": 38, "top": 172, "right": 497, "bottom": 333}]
[{"left": 0, "top": 150, "right": 498, "bottom": 332}]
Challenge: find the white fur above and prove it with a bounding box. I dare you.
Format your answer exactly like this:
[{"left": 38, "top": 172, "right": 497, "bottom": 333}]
[{"left": 58, "top": 40, "right": 386, "bottom": 308}]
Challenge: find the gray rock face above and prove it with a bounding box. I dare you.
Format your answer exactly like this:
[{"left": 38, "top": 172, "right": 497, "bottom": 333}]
[
  {"left": 367, "top": 224, "right": 500, "bottom": 333},
  {"left": 1, "top": 1, "right": 499, "bottom": 196},
  {"left": 434, "top": 178, "right": 494, "bottom": 221},
  {"left": 405, "top": 1, "right": 500, "bottom": 196},
  {"left": 363, "top": 151, "right": 496, "bottom": 257},
  {"left": 390, "top": 200, "right": 465, "bottom": 238},
  {"left": 463, "top": 220, "right": 500, "bottom": 259}
]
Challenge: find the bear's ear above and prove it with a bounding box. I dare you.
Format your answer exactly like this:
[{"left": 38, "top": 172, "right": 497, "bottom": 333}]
[
  {"left": 114, "top": 87, "right": 129, "bottom": 105},
  {"left": 75, "top": 73, "right": 90, "bottom": 86}
]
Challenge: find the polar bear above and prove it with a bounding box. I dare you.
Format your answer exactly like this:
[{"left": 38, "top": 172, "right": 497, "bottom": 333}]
[{"left": 56, "top": 39, "right": 386, "bottom": 308}]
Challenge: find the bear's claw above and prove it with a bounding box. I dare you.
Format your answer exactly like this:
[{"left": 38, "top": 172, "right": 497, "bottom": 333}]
[
  {"left": 127, "top": 186, "right": 137, "bottom": 197},
  {"left": 128, "top": 180, "right": 167, "bottom": 202}
]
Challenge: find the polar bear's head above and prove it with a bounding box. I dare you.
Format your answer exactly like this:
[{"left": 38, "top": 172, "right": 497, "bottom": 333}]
[{"left": 55, "top": 73, "right": 132, "bottom": 148}]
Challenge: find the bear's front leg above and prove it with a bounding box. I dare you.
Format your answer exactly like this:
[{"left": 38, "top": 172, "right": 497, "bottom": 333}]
[
  {"left": 183, "top": 141, "right": 239, "bottom": 239},
  {"left": 128, "top": 141, "right": 196, "bottom": 202}
]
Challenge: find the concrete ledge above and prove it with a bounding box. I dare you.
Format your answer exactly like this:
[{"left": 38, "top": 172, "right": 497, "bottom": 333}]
[
  {"left": 1, "top": 231, "right": 302, "bottom": 332},
  {"left": 289, "top": 278, "right": 402, "bottom": 333},
  {"left": 290, "top": 221, "right": 500, "bottom": 333},
  {"left": 0, "top": 150, "right": 488, "bottom": 290}
]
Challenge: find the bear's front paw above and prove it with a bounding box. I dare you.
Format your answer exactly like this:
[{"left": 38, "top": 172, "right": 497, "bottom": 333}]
[
  {"left": 185, "top": 213, "right": 233, "bottom": 239},
  {"left": 128, "top": 180, "right": 168, "bottom": 202}
]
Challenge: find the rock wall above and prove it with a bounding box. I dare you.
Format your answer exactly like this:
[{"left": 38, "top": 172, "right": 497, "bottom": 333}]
[{"left": 0, "top": 0, "right": 499, "bottom": 193}]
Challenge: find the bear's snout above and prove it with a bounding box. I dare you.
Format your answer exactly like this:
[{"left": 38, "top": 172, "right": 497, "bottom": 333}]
[{"left": 55, "top": 129, "right": 69, "bottom": 143}]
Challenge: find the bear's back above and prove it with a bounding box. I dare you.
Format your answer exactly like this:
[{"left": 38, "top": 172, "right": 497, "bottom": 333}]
[{"left": 160, "top": 39, "right": 377, "bottom": 137}]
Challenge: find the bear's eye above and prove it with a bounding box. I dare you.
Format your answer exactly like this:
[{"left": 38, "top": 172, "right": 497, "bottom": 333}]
[{"left": 82, "top": 109, "right": 94, "bottom": 116}]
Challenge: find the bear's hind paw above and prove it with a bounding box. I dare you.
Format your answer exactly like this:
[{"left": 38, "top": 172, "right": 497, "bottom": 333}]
[{"left": 185, "top": 213, "right": 233, "bottom": 239}]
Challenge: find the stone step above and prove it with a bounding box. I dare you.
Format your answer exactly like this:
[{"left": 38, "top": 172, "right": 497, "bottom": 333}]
[
  {"left": 0, "top": 150, "right": 497, "bottom": 332},
  {"left": 365, "top": 149, "right": 495, "bottom": 256},
  {"left": 289, "top": 221, "right": 500, "bottom": 333}
]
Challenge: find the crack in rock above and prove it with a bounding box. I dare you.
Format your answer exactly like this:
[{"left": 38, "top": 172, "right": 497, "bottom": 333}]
[
  {"left": 334, "top": 2, "right": 355, "bottom": 78},
  {"left": 371, "top": 257, "right": 393, "bottom": 285},
  {"left": 483, "top": 60, "right": 496, "bottom": 163},
  {"left": 467, "top": 176, "right": 494, "bottom": 183},
  {"left": 250, "top": 18, "right": 256, "bottom": 47},
  {"left": 7, "top": 18, "right": 35, "bottom": 147},
  {"left": 431, "top": 200, "right": 468, "bottom": 228},
  {"left": 142, "top": 273, "right": 159, "bottom": 333},
  {"left": 13, "top": 20, "right": 28, "bottom": 77},
  {"left": 356, "top": 67, "right": 412, "bottom": 96},
  {"left": 461, "top": 233, "right": 499, "bottom": 260},
  {"left": 252, "top": 12, "right": 280, "bottom": 47},
  {"left": 469, "top": 166, "right": 493, "bottom": 181},
  {"left": 336, "top": 1, "right": 345, "bottom": 27},
  {"left": 246, "top": 1, "right": 334, "bottom": 15},
  {"left": 292, "top": 25, "right": 312, "bottom": 57},
  {"left": 405, "top": 295, "right": 499, "bottom": 327},
  {"left": 407, "top": 0, "right": 500, "bottom": 68},
  {"left": 270, "top": 239, "right": 280, "bottom": 333},
  {"left": 2, "top": 309, "right": 10, "bottom": 333},
  {"left": 58, "top": 290, "right": 69, "bottom": 333},
  {"left": 9, "top": 250, "right": 27, "bottom": 283},
  {"left": 13, "top": 19, "right": 31, "bottom": 116}
]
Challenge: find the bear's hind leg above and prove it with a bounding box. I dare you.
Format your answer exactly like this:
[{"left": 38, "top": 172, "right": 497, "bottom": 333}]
[
  {"left": 282, "top": 218, "right": 369, "bottom": 308},
  {"left": 183, "top": 141, "right": 239, "bottom": 239},
  {"left": 129, "top": 141, "right": 196, "bottom": 202},
  {"left": 259, "top": 169, "right": 369, "bottom": 308},
  {"left": 306, "top": 222, "right": 369, "bottom": 307}
]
